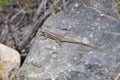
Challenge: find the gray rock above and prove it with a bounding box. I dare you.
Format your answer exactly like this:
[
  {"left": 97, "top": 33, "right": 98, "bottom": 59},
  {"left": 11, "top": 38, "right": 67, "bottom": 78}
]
[
  {"left": 19, "top": 1, "right": 120, "bottom": 80},
  {"left": 82, "top": 0, "right": 116, "bottom": 18}
]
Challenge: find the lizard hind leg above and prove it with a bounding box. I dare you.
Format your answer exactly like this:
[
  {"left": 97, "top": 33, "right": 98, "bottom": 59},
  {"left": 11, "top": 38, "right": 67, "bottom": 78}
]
[{"left": 56, "top": 40, "right": 62, "bottom": 46}]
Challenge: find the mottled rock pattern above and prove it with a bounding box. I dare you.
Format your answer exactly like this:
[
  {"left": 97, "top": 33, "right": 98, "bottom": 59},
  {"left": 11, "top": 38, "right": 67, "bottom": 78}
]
[
  {"left": 20, "top": 1, "right": 120, "bottom": 80},
  {"left": 82, "top": 0, "right": 116, "bottom": 18}
]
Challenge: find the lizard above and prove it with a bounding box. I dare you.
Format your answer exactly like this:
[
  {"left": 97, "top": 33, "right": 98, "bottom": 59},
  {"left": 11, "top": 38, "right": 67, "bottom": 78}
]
[{"left": 39, "top": 28, "right": 97, "bottom": 49}]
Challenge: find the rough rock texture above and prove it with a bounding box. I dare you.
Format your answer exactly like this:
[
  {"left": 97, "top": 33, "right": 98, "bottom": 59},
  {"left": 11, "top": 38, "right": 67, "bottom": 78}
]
[
  {"left": 82, "top": 0, "right": 116, "bottom": 18},
  {"left": 0, "top": 43, "right": 20, "bottom": 80},
  {"left": 20, "top": 1, "right": 120, "bottom": 80}
]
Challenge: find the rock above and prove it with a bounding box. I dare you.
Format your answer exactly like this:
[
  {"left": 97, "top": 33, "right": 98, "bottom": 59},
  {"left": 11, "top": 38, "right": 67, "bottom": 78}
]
[
  {"left": 20, "top": 1, "right": 120, "bottom": 80},
  {"left": 0, "top": 43, "right": 20, "bottom": 80},
  {"left": 82, "top": 0, "right": 116, "bottom": 18}
]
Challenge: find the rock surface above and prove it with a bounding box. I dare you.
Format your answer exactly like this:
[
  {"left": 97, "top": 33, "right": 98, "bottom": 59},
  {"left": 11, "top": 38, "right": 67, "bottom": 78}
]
[
  {"left": 0, "top": 43, "right": 20, "bottom": 80},
  {"left": 20, "top": 1, "right": 120, "bottom": 80}
]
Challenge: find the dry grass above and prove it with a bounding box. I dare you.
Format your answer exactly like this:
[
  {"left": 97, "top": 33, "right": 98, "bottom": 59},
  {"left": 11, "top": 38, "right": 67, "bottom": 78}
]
[{"left": 0, "top": 0, "right": 73, "bottom": 52}]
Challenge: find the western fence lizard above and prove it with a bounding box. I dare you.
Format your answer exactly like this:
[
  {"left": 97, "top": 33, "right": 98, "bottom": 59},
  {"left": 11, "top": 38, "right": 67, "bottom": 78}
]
[{"left": 39, "top": 28, "right": 96, "bottom": 48}]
